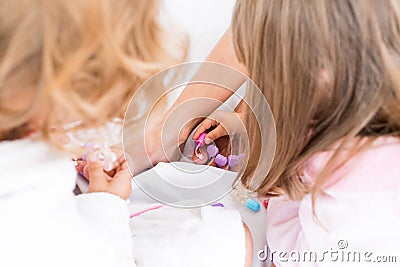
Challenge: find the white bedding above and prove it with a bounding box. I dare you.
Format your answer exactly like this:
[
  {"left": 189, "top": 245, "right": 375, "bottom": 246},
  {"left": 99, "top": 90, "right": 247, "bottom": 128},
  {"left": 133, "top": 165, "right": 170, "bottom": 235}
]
[
  {"left": 77, "top": 160, "right": 268, "bottom": 267},
  {"left": 129, "top": 162, "right": 268, "bottom": 267}
]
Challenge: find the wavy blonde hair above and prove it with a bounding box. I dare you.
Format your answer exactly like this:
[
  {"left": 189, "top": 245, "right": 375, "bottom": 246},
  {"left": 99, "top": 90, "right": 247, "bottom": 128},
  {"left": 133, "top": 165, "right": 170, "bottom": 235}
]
[
  {"left": 0, "top": 0, "right": 184, "bottom": 141},
  {"left": 233, "top": 0, "right": 400, "bottom": 200}
]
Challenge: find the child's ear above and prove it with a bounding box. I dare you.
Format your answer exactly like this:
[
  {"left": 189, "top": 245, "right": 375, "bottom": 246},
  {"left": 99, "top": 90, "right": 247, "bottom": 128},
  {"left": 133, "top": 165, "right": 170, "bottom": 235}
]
[
  {"left": 314, "top": 68, "right": 334, "bottom": 117},
  {"left": 318, "top": 68, "right": 334, "bottom": 97},
  {"left": 319, "top": 68, "right": 333, "bottom": 95}
]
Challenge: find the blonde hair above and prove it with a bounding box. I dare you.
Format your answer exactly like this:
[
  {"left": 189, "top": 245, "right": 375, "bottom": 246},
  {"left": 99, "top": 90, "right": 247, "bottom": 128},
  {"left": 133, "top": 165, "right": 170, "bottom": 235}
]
[
  {"left": 233, "top": 0, "right": 400, "bottom": 200},
  {"left": 0, "top": 0, "right": 184, "bottom": 141}
]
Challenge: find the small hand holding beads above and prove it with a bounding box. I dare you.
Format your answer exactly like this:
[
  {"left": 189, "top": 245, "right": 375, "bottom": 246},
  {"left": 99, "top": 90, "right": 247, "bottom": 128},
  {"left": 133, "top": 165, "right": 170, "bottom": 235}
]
[{"left": 82, "top": 142, "right": 117, "bottom": 172}]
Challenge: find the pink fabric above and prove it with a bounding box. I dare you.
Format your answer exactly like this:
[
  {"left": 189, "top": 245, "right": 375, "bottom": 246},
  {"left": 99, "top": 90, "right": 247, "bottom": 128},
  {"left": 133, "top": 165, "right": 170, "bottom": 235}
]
[{"left": 266, "top": 137, "right": 400, "bottom": 266}]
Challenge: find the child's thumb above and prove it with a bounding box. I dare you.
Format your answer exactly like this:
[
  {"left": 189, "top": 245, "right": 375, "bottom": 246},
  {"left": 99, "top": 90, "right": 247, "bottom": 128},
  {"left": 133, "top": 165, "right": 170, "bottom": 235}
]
[{"left": 87, "top": 154, "right": 104, "bottom": 179}]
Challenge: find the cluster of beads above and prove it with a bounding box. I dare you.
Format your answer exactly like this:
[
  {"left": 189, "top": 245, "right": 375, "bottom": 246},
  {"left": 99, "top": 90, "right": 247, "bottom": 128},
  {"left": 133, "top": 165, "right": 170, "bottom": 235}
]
[
  {"left": 82, "top": 142, "right": 117, "bottom": 171},
  {"left": 193, "top": 132, "right": 244, "bottom": 169}
]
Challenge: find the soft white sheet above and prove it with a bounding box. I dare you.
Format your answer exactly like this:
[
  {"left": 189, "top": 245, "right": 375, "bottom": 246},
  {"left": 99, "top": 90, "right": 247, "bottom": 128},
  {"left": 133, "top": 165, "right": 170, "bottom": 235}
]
[
  {"left": 129, "top": 162, "right": 268, "bottom": 267},
  {"left": 0, "top": 138, "right": 135, "bottom": 267}
]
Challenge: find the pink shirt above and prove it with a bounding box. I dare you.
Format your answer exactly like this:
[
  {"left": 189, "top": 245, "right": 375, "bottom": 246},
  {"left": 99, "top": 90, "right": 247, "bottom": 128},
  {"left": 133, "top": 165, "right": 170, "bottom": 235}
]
[{"left": 266, "top": 137, "right": 400, "bottom": 266}]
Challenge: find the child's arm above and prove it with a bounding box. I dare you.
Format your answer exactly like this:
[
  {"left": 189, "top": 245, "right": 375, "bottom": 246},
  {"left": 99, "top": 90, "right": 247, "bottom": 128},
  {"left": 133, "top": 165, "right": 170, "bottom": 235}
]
[
  {"left": 143, "top": 28, "right": 248, "bottom": 173},
  {"left": 168, "top": 28, "right": 248, "bottom": 125},
  {"left": 75, "top": 155, "right": 135, "bottom": 266}
]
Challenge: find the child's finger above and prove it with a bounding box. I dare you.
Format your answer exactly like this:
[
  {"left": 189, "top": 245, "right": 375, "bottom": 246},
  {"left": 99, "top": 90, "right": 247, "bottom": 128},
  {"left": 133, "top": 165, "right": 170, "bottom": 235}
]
[
  {"left": 74, "top": 160, "right": 86, "bottom": 174},
  {"left": 114, "top": 154, "right": 127, "bottom": 168},
  {"left": 86, "top": 154, "right": 104, "bottom": 181},
  {"left": 192, "top": 146, "right": 209, "bottom": 165},
  {"left": 104, "top": 155, "right": 126, "bottom": 176},
  {"left": 114, "top": 169, "right": 132, "bottom": 181},
  {"left": 205, "top": 125, "right": 228, "bottom": 143},
  {"left": 83, "top": 165, "right": 89, "bottom": 180},
  {"left": 192, "top": 118, "right": 219, "bottom": 140},
  {"left": 118, "top": 160, "right": 128, "bottom": 171},
  {"left": 104, "top": 169, "right": 116, "bottom": 178}
]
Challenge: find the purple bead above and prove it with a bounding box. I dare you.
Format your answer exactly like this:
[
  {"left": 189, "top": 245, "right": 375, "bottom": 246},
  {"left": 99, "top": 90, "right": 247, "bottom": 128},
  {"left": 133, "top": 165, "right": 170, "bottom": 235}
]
[
  {"left": 228, "top": 154, "right": 239, "bottom": 167},
  {"left": 206, "top": 144, "right": 219, "bottom": 158},
  {"left": 215, "top": 154, "right": 227, "bottom": 167},
  {"left": 211, "top": 203, "right": 224, "bottom": 207}
]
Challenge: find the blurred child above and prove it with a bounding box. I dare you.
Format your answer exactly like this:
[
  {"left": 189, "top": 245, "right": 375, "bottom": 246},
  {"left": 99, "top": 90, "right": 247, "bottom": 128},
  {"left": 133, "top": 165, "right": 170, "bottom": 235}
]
[
  {"left": 199, "top": 0, "right": 400, "bottom": 265},
  {"left": 0, "top": 0, "right": 180, "bottom": 266}
]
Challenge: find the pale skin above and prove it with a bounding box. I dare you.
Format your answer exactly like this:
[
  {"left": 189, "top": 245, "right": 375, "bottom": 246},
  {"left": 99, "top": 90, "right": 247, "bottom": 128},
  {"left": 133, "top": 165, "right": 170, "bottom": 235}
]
[
  {"left": 82, "top": 153, "right": 132, "bottom": 200},
  {"left": 144, "top": 28, "right": 248, "bottom": 169}
]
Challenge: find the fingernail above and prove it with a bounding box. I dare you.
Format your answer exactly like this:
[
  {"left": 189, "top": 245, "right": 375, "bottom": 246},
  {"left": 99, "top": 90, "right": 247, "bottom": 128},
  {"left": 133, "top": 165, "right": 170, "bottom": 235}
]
[
  {"left": 87, "top": 153, "right": 97, "bottom": 163},
  {"left": 73, "top": 160, "right": 78, "bottom": 167},
  {"left": 205, "top": 138, "right": 212, "bottom": 145}
]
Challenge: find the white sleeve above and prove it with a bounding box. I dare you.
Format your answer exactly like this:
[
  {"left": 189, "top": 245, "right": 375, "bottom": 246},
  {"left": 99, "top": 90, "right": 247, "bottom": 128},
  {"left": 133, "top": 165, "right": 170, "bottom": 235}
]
[
  {"left": 75, "top": 192, "right": 135, "bottom": 267},
  {"left": 130, "top": 205, "right": 245, "bottom": 267}
]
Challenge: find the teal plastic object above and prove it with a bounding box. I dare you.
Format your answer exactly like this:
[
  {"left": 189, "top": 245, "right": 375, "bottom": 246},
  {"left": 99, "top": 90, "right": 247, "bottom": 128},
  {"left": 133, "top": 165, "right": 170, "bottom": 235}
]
[{"left": 245, "top": 198, "right": 260, "bottom": 212}]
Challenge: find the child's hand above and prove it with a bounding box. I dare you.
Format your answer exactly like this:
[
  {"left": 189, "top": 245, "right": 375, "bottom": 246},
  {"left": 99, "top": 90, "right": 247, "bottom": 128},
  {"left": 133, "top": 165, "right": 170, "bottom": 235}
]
[
  {"left": 85, "top": 154, "right": 132, "bottom": 200},
  {"left": 192, "top": 110, "right": 245, "bottom": 144},
  {"left": 75, "top": 146, "right": 122, "bottom": 178},
  {"left": 191, "top": 111, "right": 245, "bottom": 168}
]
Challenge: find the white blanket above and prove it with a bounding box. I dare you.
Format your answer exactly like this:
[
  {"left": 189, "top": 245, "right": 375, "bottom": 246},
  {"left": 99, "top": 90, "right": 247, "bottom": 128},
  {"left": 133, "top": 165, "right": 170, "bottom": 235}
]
[
  {"left": 0, "top": 138, "right": 135, "bottom": 267},
  {"left": 128, "top": 162, "right": 246, "bottom": 267},
  {"left": 0, "top": 137, "right": 247, "bottom": 267}
]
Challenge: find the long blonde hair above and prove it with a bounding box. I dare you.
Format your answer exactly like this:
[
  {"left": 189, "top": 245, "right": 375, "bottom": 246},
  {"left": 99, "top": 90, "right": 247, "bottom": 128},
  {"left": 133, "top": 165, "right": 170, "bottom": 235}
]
[
  {"left": 233, "top": 0, "right": 400, "bottom": 200},
  {"left": 0, "top": 0, "right": 184, "bottom": 141}
]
